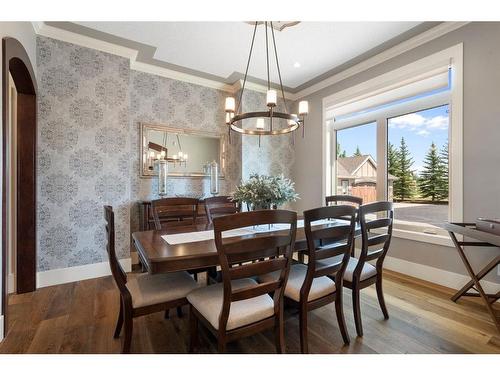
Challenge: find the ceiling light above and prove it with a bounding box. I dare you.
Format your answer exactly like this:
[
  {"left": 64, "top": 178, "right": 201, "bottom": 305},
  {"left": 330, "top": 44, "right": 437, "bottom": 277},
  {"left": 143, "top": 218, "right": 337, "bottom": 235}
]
[
  {"left": 224, "top": 21, "right": 308, "bottom": 143},
  {"left": 293, "top": 62, "right": 301, "bottom": 68}
]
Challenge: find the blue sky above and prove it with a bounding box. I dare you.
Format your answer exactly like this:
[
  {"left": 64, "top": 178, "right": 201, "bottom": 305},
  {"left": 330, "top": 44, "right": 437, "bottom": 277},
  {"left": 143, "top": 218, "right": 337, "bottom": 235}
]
[{"left": 337, "top": 104, "right": 449, "bottom": 173}]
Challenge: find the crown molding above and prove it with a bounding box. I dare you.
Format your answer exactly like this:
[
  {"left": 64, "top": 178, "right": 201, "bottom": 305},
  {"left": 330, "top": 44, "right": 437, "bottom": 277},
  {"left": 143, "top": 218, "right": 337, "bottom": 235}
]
[
  {"left": 293, "top": 21, "right": 469, "bottom": 100},
  {"left": 33, "top": 21, "right": 138, "bottom": 60},
  {"left": 32, "top": 21, "right": 469, "bottom": 101},
  {"left": 32, "top": 21, "right": 293, "bottom": 98}
]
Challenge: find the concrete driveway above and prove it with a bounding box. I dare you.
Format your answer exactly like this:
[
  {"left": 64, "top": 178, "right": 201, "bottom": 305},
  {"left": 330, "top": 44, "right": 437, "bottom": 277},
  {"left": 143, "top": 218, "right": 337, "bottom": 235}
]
[{"left": 393, "top": 202, "right": 448, "bottom": 227}]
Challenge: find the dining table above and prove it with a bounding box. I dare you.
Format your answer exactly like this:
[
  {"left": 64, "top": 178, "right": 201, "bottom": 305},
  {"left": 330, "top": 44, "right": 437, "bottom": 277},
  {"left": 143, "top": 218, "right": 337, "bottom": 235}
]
[{"left": 132, "top": 219, "right": 359, "bottom": 275}]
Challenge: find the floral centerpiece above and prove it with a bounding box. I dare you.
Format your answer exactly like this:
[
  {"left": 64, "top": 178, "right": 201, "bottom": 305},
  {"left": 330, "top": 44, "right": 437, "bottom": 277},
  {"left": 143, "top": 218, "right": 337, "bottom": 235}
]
[{"left": 232, "top": 173, "right": 299, "bottom": 210}]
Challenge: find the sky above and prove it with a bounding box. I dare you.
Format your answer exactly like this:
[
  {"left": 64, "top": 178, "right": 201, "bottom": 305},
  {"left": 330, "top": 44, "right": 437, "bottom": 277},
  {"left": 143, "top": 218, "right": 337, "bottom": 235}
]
[{"left": 337, "top": 104, "right": 449, "bottom": 173}]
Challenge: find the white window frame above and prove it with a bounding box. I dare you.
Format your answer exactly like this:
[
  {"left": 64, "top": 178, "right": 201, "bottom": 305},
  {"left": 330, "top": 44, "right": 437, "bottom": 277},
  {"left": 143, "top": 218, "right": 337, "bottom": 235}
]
[{"left": 322, "top": 44, "right": 463, "bottom": 246}]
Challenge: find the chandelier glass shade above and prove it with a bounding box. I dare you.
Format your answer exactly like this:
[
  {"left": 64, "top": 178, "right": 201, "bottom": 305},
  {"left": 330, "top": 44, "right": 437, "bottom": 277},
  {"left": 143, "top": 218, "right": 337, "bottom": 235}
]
[{"left": 224, "top": 21, "right": 308, "bottom": 139}]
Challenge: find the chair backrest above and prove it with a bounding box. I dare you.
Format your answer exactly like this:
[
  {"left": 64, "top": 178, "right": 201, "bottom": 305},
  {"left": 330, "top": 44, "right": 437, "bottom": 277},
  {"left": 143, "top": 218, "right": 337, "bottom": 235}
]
[
  {"left": 357, "top": 201, "right": 394, "bottom": 277},
  {"left": 325, "top": 195, "right": 363, "bottom": 207},
  {"left": 204, "top": 195, "right": 241, "bottom": 227},
  {"left": 213, "top": 210, "right": 297, "bottom": 331},
  {"left": 302, "top": 205, "right": 357, "bottom": 299},
  {"left": 104, "top": 206, "right": 128, "bottom": 295},
  {"left": 151, "top": 197, "right": 199, "bottom": 230}
]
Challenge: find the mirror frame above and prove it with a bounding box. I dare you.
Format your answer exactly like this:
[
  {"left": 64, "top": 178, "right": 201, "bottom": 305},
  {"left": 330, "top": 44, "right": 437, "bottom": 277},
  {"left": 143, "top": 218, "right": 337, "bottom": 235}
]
[{"left": 139, "top": 122, "right": 226, "bottom": 179}]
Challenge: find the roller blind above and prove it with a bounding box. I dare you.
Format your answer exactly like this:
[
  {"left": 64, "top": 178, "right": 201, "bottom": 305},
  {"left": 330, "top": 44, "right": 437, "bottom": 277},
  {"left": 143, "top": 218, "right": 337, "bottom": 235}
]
[{"left": 330, "top": 65, "right": 450, "bottom": 121}]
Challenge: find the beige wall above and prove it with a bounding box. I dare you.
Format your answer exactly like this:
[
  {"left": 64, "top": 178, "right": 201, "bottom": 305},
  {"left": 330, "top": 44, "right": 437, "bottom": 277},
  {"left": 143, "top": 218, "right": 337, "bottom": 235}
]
[
  {"left": 355, "top": 160, "right": 376, "bottom": 178},
  {"left": 0, "top": 21, "right": 37, "bottom": 328},
  {"left": 292, "top": 22, "right": 500, "bottom": 284}
]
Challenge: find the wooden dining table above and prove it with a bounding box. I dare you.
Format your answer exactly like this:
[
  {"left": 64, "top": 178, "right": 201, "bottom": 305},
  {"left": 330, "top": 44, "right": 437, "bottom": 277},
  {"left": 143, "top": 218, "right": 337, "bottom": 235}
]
[{"left": 132, "top": 220, "right": 358, "bottom": 275}]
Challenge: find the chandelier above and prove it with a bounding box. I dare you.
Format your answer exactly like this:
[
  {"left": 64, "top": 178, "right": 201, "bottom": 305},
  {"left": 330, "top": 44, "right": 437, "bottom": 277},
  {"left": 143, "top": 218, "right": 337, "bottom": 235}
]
[{"left": 224, "top": 21, "right": 309, "bottom": 142}]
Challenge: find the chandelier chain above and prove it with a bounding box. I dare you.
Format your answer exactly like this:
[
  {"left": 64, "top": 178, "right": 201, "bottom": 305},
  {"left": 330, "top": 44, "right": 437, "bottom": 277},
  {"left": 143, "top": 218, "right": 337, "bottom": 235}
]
[
  {"left": 265, "top": 21, "right": 270, "bottom": 90},
  {"left": 270, "top": 21, "right": 289, "bottom": 114},
  {"left": 236, "top": 21, "right": 258, "bottom": 115}
]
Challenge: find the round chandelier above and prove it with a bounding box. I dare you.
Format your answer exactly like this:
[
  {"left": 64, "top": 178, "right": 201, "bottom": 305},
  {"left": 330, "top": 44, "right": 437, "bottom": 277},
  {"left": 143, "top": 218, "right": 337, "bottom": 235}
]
[{"left": 224, "top": 21, "right": 309, "bottom": 141}]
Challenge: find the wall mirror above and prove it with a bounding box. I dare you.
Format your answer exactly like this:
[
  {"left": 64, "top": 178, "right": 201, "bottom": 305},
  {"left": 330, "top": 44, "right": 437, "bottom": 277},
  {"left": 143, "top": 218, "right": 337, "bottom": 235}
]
[{"left": 140, "top": 123, "right": 226, "bottom": 178}]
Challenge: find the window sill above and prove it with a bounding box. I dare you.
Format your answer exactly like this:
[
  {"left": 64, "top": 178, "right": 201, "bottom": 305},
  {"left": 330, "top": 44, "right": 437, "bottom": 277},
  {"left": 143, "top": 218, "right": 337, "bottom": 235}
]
[{"left": 372, "top": 227, "right": 454, "bottom": 247}]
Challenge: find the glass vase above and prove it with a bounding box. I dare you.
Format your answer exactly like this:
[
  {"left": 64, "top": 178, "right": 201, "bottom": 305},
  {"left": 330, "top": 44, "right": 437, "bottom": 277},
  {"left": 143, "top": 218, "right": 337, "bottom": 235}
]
[{"left": 158, "top": 159, "right": 168, "bottom": 196}]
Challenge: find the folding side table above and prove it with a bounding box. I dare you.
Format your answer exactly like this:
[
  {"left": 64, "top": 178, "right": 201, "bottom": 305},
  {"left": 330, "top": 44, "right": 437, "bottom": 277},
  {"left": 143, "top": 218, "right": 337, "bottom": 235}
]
[{"left": 443, "top": 222, "right": 500, "bottom": 332}]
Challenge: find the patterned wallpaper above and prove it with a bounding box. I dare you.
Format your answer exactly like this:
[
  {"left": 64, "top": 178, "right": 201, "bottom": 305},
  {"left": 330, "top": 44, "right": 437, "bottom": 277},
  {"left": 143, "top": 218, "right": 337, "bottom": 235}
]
[
  {"left": 240, "top": 90, "right": 295, "bottom": 181},
  {"left": 36, "top": 35, "right": 293, "bottom": 272},
  {"left": 37, "top": 37, "right": 131, "bottom": 271}
]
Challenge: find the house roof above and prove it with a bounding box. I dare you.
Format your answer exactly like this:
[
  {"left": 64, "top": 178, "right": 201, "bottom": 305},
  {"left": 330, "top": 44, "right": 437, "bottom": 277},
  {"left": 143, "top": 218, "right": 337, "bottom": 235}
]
[
  {"left": 338, "top": 155, "right": 371, "bottom": 175},
  {"left": 337, "top": 155, "right": 397, "bottom": 180}
]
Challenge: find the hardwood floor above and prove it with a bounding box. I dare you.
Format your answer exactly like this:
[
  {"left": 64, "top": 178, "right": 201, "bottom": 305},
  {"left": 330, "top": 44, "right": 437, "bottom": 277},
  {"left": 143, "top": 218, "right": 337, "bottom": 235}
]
[{"left": 1, "top": 270, "right": 499, "bottom": 354}]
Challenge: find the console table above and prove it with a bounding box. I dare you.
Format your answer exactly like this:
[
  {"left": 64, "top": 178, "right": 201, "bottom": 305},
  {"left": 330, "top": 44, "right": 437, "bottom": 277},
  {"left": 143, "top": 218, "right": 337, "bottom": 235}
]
[{"left": 443, "top": 222, "right": 500, "bottom": 332}]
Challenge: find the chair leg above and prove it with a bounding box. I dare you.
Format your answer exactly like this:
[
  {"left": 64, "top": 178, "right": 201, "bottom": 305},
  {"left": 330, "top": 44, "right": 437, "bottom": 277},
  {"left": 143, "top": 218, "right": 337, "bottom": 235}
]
[
  {"left": 164, "top": 309, "right": 170, "bottom": 319},
  {"left": 376, "top": 276, "right": 389, "bottom": 319},
  {"left": 334, "top": 292, "right": 350, "bottom": 345},
  {"left": 189, "top": 306, "right": 198, "bottom": 353},
  {"left": 274, "top": 309, "right": 285, "bottom": 354},
  {"left": 113, "top": 297, "right": 124, "bottom": 338},
  {"left": 299, "top": 305, "right": 308, "bottom": 354},
  {"left": 352, "top": 286, "right": 363, "bottom": 337},
  {"left": 177, "top": 306, "right": 183, "bottom": 318},
  {"left": 217, "top": 340, "right": 226, "bottom": 354},
  {"left": 122, "top": 306, "right": 133, "bottom": 354}
]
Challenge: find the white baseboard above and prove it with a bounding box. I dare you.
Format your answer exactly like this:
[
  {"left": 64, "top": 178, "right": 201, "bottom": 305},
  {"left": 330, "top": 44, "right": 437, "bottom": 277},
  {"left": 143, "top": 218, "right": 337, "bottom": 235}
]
[
  {"left": 36, "top": 258, "right": 132, "bottom": 289},
  {"left": 130, "top": 250, "right": 139, "bottom": 265},
  {"left": 384, "top": 256, "right": 500, "bottom": 294},
  {"left": 0, "top": 315, "right": 4, "bottom": 342}
]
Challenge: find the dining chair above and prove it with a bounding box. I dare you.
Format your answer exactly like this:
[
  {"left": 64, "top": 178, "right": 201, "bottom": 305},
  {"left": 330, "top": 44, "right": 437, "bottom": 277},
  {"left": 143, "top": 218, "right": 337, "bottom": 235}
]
[
  {"left": 151, "top": 197, "right": 207, "bottom": 285},
  {"left": 204, "top": 195, "right": 241, "bottom": 228},
  {"left": 203, "top": 196, "right": 242, "bottom": 283},
  {"left": 325, "top": 195, "right": 363, "bottom": 256},
  {"left": 104, "top": 205, "right": 199, "bottom": 353},
  {"left": 259, "top": 205, "right": 356, "bottom": 353},
  {"left": 151, "top": 197, "right": 199, "bottom": 230},
  {"left": 187, "top": 209, "right": 297, "bottom": 353},
  {"left": 343, "top": 201, "right": 394, "bottom": 337},
  {"left": 325, "top": 195, "right": 363, "bottom": 207}
]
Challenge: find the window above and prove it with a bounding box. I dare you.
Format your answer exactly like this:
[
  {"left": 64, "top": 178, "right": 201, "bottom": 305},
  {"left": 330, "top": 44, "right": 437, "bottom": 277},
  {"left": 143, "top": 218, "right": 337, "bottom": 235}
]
[
  {"left": 323, "top": 45, "right": 463, "bottom": 244},
  {"left": 388, "top": 105, "right": 449, "bottom": 234}
]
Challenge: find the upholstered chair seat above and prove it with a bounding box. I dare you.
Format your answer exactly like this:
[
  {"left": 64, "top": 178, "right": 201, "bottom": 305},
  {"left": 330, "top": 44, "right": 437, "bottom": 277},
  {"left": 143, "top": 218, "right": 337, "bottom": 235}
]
[
  {"left": 317, "top": 256, "right": 377, "bottom": 282},
  {"left": 259, "top": 263, "right": 336, "bottom": 302},
  {"left": 187, "top": 278, "right": 275, "bottom": 330},
  {"left": 344, "top": 257, "right": 377, "bottom": 282},
  {"left": 127, "top": 272, "right": 199, "bottom": 308}
]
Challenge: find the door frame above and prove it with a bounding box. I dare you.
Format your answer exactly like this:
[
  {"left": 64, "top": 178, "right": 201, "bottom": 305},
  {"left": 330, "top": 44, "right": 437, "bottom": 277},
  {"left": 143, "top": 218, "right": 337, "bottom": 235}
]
[{"left": 1, "top": 37, "right": 37, "bottom": 335}]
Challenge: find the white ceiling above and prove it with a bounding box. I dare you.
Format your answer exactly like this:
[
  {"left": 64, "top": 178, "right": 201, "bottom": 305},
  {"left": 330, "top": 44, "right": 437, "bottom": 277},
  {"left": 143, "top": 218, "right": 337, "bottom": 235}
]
[{"left": 73, "top": 22, "right": 422, "bottom": 89}]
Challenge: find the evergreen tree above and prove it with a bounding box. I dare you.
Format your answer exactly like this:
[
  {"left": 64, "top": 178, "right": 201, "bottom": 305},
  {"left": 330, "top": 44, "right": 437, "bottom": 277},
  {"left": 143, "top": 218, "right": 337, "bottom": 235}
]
[
  {"left": 393, "top": 137, "right": 416, "bottom": 200},
  {"left": 388, "top": 142, "right": 401, "bottom": 177},
  {"left": 353, "top": 146, "right": 362, "bottom": 157},
  {"left": 440, "top": 142, "right": 449, "bottom": 199},
  {"left": 336, "top": 142, "right": 347, "bottom": 158},
  {"left": 419, "top": 142, "right": 448, "bottom": 201}
]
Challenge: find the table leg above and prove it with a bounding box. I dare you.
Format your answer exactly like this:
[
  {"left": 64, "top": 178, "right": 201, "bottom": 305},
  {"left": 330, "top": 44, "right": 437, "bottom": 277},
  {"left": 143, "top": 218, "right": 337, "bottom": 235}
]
[
  {"left": 449, "top": 232, "right": 500, "bottom": 332},
  {"left": 451, "top": 254, "right": 500, "bottom": 302}
]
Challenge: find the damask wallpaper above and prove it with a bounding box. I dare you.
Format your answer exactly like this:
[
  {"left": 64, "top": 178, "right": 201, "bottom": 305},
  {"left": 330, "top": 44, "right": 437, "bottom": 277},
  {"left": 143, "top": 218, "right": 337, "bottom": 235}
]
[
  {"left": 239, "top": 90, "right": 295, "bottom": 181},
  {"left": 36, "top": 35, "right": 293, "bottom": 272}
]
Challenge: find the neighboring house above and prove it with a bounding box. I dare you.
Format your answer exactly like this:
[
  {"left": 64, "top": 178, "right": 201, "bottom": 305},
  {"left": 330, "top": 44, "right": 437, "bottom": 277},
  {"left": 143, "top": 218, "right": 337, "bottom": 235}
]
[{"left": 336, "top": 155, "right": 397, "bottom": 202}]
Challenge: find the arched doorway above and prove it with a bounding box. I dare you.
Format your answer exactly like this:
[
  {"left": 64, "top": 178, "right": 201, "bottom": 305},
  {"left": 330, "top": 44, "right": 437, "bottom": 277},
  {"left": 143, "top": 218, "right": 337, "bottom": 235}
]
[{"left": 2, "top": 37, "right": 37, "bottom": 333}]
